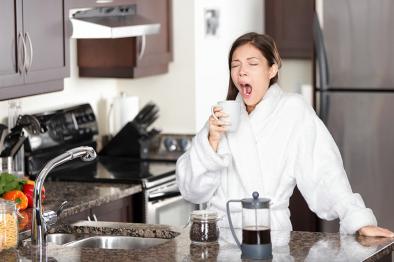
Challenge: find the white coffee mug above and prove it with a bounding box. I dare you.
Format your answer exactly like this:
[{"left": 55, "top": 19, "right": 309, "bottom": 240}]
[{"left": 211, "top": 100, "right": 241, "bottom": 132}]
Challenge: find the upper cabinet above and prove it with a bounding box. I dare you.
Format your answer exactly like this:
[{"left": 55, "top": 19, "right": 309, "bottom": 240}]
[
  {"left": 265, "top": 0, "right": 314, "bottom": 59},
  {"left": 72, "top": 0, "right": 173, "bottom": 78},
  {"left": 0, "top": 1, "right": 24, "bottom": 88},
  {"left": 0, "top": 0, "right": 70, "bottom": 100}
]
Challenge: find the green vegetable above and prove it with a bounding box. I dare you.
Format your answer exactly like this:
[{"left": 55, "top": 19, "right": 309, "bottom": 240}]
[{"left": 0, "top": 173, "right": 25, "bottom": 196}]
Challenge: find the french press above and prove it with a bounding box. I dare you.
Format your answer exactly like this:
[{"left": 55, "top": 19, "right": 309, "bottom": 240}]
[{"left": 226, "top": 191, "right": 272, "bottom": 260}]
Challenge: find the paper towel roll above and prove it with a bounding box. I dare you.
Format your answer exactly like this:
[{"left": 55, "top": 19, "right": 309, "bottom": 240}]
[
  {"left": 300, "top": 84, "right": 313, "bottom": 105},
  {"left": 109, "top": 94, "right": 139, "bottom": 135}
]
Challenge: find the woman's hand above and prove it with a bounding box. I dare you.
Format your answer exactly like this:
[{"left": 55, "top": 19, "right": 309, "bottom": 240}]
[
  {"left": 208, "top": 106, "right": 229, "bottom": 152},
  {"left": 358, "top": 225, "right": 394, "bottom": 238}
]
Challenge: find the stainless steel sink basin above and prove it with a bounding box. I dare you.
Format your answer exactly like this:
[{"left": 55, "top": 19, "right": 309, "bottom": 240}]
[
  {"left": 46, "top": 233, "right": 77, "bottom": 245},
  {"left": 64, "top": 236, "right": 169, "bottom": 250}
]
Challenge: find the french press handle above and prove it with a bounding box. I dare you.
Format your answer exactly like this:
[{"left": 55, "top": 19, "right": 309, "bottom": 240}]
[{"left": 226, "top": 200, "right": 242, "bottom": 249}]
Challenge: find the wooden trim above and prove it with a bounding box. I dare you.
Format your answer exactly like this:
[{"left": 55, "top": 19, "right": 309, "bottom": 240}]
[
  {"left": 68, "top": 0, "right": 138, "bottom": 9},
  {"left": 0, "top": 80, "right": 64, "bottom": 101}
]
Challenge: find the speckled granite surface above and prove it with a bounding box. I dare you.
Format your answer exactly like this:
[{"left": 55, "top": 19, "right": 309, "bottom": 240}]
[
  {"left": 50, "top": 221, "right": 179, "bottom": 239},
  {"left": 18, "top": 181, "right": 142, "bottom": 238},
  {"left": 2, "top": 222, "right": 393, "bottom": 261}
]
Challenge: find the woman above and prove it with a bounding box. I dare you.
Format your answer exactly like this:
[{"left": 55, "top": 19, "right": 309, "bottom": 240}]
[{"left": 176, "top": 32, "right": 393, "bottom": 237}]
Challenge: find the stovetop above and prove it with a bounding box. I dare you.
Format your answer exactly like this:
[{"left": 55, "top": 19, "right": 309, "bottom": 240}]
[
  {"left": 47, "top": 156, "right": 176, "bottom": 189},
  {"left": 25, "top": 103, "right": 184, "bottom": 188}
]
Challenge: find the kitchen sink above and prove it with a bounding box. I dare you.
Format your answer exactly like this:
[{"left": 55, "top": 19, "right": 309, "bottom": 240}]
[
  {"left": 63, "top": 236, "right": 170, "bottom": 250},
  {"left": 37, "top": 221, "right": 178, "bottom": 250},
  {"left": 46, "top": 233, "right": 78, "bottom": 245}
]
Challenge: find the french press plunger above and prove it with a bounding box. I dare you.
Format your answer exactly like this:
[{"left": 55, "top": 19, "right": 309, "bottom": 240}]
[{"left": 226, "top": 191, "right": 272, "bottom": 260}]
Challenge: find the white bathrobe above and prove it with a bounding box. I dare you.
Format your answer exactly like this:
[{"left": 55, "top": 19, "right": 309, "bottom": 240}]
[{"left": 176, "top": 84, "right": 377, "bottom": 234}]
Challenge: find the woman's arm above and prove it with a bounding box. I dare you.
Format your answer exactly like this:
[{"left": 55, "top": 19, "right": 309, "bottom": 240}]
[
  {"left": 294, "top": 101, "right": 385, "bottom": 235},
  {"left": 176, "top": 123, "right": 231, "bottom": 204}
]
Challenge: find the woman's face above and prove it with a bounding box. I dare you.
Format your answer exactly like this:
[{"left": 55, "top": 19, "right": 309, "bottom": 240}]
[{"left": 230, "top": 43, "right": 278, "bottom": 113}]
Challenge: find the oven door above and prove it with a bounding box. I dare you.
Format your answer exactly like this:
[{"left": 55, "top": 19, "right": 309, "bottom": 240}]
[{"left": 145, "top": 182, "right": 196, "bottom": 227}]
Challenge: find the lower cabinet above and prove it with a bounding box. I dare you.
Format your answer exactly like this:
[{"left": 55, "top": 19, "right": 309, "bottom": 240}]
[
  {"left": 91, "top": 196, "right": 133, "bottom": 222},
  {"left": 63, "top": 196, "right": 133, "bottom": 224},
  {"left": 289, "top": 186, "right": 318, "bottom": 231}
]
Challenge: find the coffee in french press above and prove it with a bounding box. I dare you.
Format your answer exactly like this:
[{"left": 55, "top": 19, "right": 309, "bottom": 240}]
[{"left": 226, "top": 191, "right": 272, "bottom": 260}]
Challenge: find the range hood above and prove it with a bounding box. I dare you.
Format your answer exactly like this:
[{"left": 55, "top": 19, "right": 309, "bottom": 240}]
[{"left": 71, "top": 5, "right": 160, "bottom": 39}]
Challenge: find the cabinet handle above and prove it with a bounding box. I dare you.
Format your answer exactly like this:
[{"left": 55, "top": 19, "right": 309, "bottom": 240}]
[
  {"left": 137, "top": 35, "right": 146, "bottom": 61},
  {"left": 17, "top": 32, "right": 27, "bottom": 74},
  {"left": 25, "top": 32, "right": 33, "bottom": 73}
]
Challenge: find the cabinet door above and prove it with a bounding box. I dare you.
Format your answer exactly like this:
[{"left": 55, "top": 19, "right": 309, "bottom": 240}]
[
  {"left": 91, "top": 196, "right": 133, "bottom": 223},
  {"left": 22, "top": 0, "right": 68, "bottom": 84},
  {"left": 69, "top": 0, "right": 137, "bottom": 9},
  {"left": 0, "top": 0, "right": 24, "bottom": 88},
  {"left": 134, "top": 0, "right": 172, "bottom": 77},
  {"left": 265, "top": 0, "right": 314, "bottom": 59},
  {"left": 76, "top": 0, "right": 172, "bottom": 78},
  {"left": 62, "top": 209, "right": 91, "bottom": 224}
]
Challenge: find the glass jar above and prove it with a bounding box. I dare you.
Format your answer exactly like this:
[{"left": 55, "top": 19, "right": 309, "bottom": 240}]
[
  {"left": 0, "top": 200, "right": 19, "bottom": 250},
  {"left": 189, "top": 210, "right": 220, "bottom": 245}
]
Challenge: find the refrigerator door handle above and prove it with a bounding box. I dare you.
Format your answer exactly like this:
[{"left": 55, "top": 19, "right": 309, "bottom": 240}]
[
  {"left": 320, "top": 91, "right": 330, "bottom": 124},
  {"left": 313, "top": 12, "right": 330, "bottom": 90},
  {"left": 313, "top": 12, "right": 330, "bottom": 122}
]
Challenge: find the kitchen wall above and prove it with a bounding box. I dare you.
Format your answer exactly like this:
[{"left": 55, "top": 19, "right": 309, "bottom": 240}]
[
  {"left": 119, "top": 0, "right": 264, "bottom": 133},
  {"left": 117, "top": 0, "right": 196, "bottom": 134},
  {"left": 0, "top": 0, "right": 312, "bottom": 135},
  {"left": 279, "top": 60, "right": 313, "bottom": 99}
]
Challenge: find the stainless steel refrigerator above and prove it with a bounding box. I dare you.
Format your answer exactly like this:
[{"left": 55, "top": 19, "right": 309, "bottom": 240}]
[{"left": 314, "top": 0, "right": 394, "bottom": 232}]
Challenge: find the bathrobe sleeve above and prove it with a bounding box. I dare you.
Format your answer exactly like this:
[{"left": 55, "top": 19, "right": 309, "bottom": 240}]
[
  {"left": 176, "top": 123, "right": 230, "bottom": 204},
  {"left": 294, "top": 101, "right": 377, "bottom": 234}
]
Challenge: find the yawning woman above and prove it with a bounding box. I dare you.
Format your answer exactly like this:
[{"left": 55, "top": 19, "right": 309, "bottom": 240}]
[{"left": 176, "top": 32, "right": 393, "bottom": 237}]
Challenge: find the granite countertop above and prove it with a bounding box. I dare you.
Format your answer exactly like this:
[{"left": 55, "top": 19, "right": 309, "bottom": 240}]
[
  {"left": 3, "top": 221, "right": 393, "bottom": 261},
  {"left": 17, "top": 181, "right": 142, "bottom": 238}
]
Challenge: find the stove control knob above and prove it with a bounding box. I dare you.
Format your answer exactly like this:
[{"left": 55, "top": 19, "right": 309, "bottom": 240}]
[
  {"left": 178, "top": 138, "right": 191, "bottom": 152},
  {"left": 164, "top": 137, "right": 177, "bottom": 152}
]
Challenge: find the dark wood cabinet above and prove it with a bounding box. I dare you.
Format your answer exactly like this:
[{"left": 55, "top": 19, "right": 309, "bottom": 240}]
[
  {"left": 75, "top": 0, "right": 172, "bottom": 78},
  {"left": 63, "top": 209, "right": 91, "bottom": 224},
  {"left": 0, "top": 0, "right": 70, "bottom": 100},
  {"left": 0, "top": 1, "right": 24, "bottom": 88},
  {"left": 63, "top": 196, "right": 133, "bottom": 224},
  {"left": 265, "top": 0, "right": 314, "bottom": 59},
  {"left": 91, "top": 196, "right": 133, "bottom": 222},
  {"left": 69, "top": 0, "right": 138, "bottom": 8}
]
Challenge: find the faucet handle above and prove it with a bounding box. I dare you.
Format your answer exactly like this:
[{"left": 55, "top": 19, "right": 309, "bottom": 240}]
[
  {"left": 56, "top": 201, "right": 68, "bottom": 217},
  {"left": 43, "top": 201, "right": 69, "bottom": 226},
  {"left": 43, "top": 210, "right": 58, "bottom": 226}
]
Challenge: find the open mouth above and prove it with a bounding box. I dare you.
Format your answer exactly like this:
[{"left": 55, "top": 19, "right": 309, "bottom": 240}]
[{"left": 240, "top": 83, "right": 252, "bottom": 98}]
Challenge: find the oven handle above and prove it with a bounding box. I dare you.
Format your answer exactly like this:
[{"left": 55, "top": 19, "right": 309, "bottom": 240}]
[
  {"left": 146, "top": 194, "right": 189, "bottom": 225},
  {"left": 148, "top": 191, "right": 181, "bottom": 202}
]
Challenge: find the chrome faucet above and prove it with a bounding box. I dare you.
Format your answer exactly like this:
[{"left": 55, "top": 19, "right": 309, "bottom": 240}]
[{"left": 31, "top": 146, "right": 97, "bottom": 246}]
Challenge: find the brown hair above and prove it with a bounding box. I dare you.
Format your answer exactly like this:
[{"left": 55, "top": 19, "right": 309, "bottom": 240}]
[{"left": 226, "top": 32, "right": 282, "bottom": 100}]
